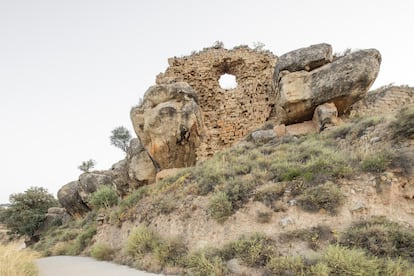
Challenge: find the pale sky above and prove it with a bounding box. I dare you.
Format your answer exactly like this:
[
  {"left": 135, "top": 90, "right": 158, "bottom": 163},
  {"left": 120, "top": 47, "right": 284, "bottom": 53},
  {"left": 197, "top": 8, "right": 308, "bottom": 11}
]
[{"left": 1, "top": 0, "right": 413, "bottom": 203}]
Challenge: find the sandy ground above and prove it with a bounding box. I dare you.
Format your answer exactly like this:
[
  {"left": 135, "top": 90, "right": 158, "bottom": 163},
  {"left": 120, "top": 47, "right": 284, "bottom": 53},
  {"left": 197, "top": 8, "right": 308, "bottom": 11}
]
[{"left": 36, "top": 256, "right": 163, "bottom": 276}]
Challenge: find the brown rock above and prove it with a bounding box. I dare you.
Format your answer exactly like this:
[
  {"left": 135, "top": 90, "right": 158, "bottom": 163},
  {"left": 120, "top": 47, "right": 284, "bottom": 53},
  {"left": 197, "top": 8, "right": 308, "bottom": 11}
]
[
  {"left": 156, "top": 168, "right": 183, "bottom": 182},
  {"left": 130, "top": 83, "right": 205, "bottom": 169},
  {"left": 313, "top": 102, "right": 339, "bottom": 132},
  {"left": 127, "top": 138, "right": 157, "bottom": 186},
  {"left": 286, "top": 121, "right": 317, "bottom": 136},
  {"left": 276, "top": 49, "right": 381, "bottom": 124},
  {"left": 274, "top": 43, "right": 333, "bottom": 82},
  {"left": 57, "top": 181, "right": 90, "bottom": 217},
  {"left": 274, "top": 124, "right": 287, "bottom": 136}
]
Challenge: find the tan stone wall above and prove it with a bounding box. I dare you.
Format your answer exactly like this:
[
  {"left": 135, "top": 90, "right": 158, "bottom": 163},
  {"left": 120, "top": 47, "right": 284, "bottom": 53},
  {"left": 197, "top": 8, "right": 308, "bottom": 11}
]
[{"left": 156, "top": 46, "right": 277, "bottom": 159}]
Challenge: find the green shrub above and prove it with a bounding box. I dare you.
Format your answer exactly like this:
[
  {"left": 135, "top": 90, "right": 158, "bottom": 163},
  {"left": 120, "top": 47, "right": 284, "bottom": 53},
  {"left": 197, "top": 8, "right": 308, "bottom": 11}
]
[
  {"left": 221, "top": 178, "right": 254, "bottom": 210},
  {"left": 266, "top": 256, "right": 305, "bottom": 275},
  {"left": 254, "top": 183, "right": 286, "bottom": 208},
  {"left": 125, "top": 225, "right": 188, "bottom": 268},
  {"left": 320, "top": 245, "right": 381, "bottom": 275},
  {"left": 153, "top": 237, "right": 187, "bottom": 266},
  {"left": 110, "top": 186, "right": 148, "bottom": 224},
  {"left": 340, "top": 216, "right": 414, "bottom": 261},
  {"left": 125, "top": 225, "right": 159, "bottom": 257},
  {"left": 194, "top": 157, "right": 228, "bottom": 195},
  {"left": 280, "top": 225, "right": 333, "bottom": 250},
  {"left": 69, "top": 225, "right": 97, "bottom": 255},
  {"left": 186, "top": 252, "right": 228, "bottom": 276},
  {"left": 297, "top": 182, "right": 344, "bottom": 214},
  {"left": 90, "top": 243, "right": 114, "bottom": 261},
  {"left": 381, "top": 258, "right": 414, "bottom": 275},
  {"left": 221, "top": 233, "right": 274, "bottom": 267},
  {"left": 208, "top": 192, "right": 233, "bottom": 223},
  {"left": 361, "top": 151, "right": 393, "bottom": 173},
  {"left": 89, "top": 186, "right": 119, "bottom": 209},
  {"left": 390, "top": 106, "right": 414, "bottom": 141}
]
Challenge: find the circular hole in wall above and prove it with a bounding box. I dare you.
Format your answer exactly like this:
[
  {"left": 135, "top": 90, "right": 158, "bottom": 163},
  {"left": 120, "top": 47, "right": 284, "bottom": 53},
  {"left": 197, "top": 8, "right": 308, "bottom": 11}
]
[{"left": 219, "top": 73, "right": 237, "bottom": 89}]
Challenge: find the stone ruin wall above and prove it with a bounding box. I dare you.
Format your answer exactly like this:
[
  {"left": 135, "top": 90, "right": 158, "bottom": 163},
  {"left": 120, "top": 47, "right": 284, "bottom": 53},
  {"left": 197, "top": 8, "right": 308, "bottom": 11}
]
[{"left": 156, "top": 46, "right": 277, "bottom": 159}]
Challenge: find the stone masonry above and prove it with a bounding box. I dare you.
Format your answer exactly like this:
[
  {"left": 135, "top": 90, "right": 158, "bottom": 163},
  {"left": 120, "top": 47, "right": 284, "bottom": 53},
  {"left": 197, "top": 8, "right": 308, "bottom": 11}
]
[{"left": 156, "top": 46, "right": 277, "bottom": 159}]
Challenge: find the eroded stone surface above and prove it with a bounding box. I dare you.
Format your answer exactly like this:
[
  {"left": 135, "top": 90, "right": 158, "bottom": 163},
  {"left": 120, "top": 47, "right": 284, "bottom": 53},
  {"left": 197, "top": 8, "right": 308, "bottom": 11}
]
[
  {"left": 130, "top": 82, "right": 204, "bottom": 169},
  {"left": 156, "top": 46, "right": 277, "bottom": 159},
  {"left": 274, "top": 43, "right": 333, "bottom": 82},
  {"left": 275, "top": 49, "right": 381, "bottom": 124}
]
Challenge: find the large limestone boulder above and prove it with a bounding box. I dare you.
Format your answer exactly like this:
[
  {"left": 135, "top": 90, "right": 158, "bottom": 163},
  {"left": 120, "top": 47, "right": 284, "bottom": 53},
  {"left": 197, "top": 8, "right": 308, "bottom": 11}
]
[
  {"left": 78, "top": 172, "right": 114, "bottom": 204},
  {"left": 130, "top": 82, "right": 205, "bottom": 169},
  {"left": 57, "top": 181, "right": 90, "bottom": 216},
  {"left": 274, "top": 49, "right": 381, "bottom": 124},
  {"left": 127, "top": 138, "right": 157, "bottom": 186},
  {"left": 274, "top": 43, "right": 333, "bottom": 82},
  {"left": 109, "top": 159, "right": 130, "bottom": 197}
]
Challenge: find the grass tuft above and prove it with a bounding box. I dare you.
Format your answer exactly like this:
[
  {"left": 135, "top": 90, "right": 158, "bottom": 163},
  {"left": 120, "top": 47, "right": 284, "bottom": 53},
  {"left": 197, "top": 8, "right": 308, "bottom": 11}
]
[
  {"left": 0, "top": 243, "right": 39, "bottom": 276},
  {"left": 297, "top": 181, "right": 344, "bottom": 214}
]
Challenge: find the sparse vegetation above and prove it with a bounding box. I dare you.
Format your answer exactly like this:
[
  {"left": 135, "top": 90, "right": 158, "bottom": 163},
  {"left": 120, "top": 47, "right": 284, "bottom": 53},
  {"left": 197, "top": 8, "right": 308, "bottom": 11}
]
[
  {"left": 266, "top": 255, "right": 305, "bottom": 275},
  {"left": 91, "top": 243, "right": 114, "bottom": 261},
  {"left": 125, "top": 225, "right": 187, "bottom": 269},
  {"left": 0, "top": 243, "right": 39, "bottom": 276},
  {"left": 341, "top": 216, "right": 414, "bottom": 262},
  {"left": 256, "top": 211, "right": 273, "bottom": 223},
  {"left": 297, "top": 181, "right": 344, "bottom": 214},
  {"left": 89, "top": 186, "right": 119, "bottom": 209},
  {"left": 220, "top": 233, "right": 275, "bottom": 267},
  {"left": 186, "top": 251, "right": 228, "bottom": 276},
  {"left": 390, "top": 106, "right": 414, "bottom": 141},
  {"left": 78, "top": 159, "right": 96, "bottom": 172},
  {"left": 361, "top": 150, "right": 393, "bottom": 173},
  {"left": 280, "top": 225, "right": 333, "bottom": 250},
  {"left": 208, "top": 192, "right": 233, "bottom": 223}
]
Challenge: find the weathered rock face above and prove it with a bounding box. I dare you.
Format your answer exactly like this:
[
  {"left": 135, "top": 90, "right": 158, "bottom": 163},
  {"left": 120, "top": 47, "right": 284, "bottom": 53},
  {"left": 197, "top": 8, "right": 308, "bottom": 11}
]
[
  {"left": 109, "top": 159, "right": 130, "bottom": 197},
  {"left": 156, "top": 46, "right": 277, "bottom": 159},
  {"left": 313, "top": 102, "right": 339, "bottom": 132},
  {"left": 57, "top": 181, "right": 90, "bottom": 216},
  {"left": 274, "top": 43, "right": 333, "bottom": 82},
  {"left": 127, "top": 138, "right": 157, "bottom": 185},
  {"left": 130, "top": 82, "right": 205, "bottom": 169},
  {"left": 78, "top": 172, "right": 114, "bottom": 204},
  {"left": 274, "top": 49, "right": 381, "bottom": 124}
]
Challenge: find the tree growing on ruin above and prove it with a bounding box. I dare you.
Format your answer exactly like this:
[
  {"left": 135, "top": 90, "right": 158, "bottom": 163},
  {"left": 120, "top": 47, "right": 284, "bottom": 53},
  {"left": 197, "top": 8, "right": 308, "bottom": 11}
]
[
  {"left": 78, "top": 159, "right": 96, "bottom": 172},
  {"left": 110, "top": 126, "right": 132, "bottom": 153}
]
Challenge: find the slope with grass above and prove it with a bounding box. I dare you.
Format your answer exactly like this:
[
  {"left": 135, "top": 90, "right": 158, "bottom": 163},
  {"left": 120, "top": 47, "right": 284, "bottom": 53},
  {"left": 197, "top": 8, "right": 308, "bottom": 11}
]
[{"left": 33, "top": 86, "right": 414, "bottom": 275}]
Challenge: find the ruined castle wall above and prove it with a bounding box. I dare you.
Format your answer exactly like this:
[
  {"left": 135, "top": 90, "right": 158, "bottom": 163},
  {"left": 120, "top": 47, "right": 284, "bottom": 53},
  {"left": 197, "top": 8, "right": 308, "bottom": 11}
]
[{"left": 156, "top": 46, "right": 277, "bottom": 159}]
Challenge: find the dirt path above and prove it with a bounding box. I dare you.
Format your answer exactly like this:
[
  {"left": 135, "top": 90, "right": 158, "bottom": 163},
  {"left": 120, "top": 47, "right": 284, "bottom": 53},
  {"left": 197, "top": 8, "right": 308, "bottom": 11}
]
[{"left": 36, "top": 256, "right": 163, "bottom": 276}]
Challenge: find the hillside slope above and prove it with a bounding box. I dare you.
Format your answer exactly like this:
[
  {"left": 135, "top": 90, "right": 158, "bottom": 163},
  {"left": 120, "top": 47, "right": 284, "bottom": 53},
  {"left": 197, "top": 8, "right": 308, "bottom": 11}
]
[{"left": 34, "top": 85, "right": 414, "bottom": 275}]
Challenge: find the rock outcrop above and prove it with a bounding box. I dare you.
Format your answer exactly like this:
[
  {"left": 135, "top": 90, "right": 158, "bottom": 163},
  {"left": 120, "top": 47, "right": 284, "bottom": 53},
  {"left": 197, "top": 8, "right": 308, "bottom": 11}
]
[
  {"left": 127, "top": 138, "right": 157, "bottom": 185},
  {"left": 274, "top": 43, "right": 333, "bottom": 82},
  {"left": 57, "top": 43, "right": 383, "bottom": 217},
  {"left": 274, "top": 47, "right": 381, "bottom": 124},
  {"left": 57, "top": 181, "right": 90, "bottom": 216},
  {"left": 130, "top": 82, "right": 205, "bottom": 169}
]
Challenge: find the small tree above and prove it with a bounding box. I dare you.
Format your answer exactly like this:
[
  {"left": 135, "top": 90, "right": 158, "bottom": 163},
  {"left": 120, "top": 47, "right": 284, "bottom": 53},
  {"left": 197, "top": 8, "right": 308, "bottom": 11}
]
[
  {"left": 2, "top": 187, "right": 58, "bottom": 238},
  {"left": 110, "top": 126, "right": 132, "bottom": 153},
  {"left": 78, "top": 159, "right": 96, "bottom": 172}
]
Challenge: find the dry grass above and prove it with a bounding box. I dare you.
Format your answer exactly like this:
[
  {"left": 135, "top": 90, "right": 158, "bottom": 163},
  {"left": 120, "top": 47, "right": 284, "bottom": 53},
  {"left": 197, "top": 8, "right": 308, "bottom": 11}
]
[{"left": 0, "top": 243, "right": 39, "bottom": 276}]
